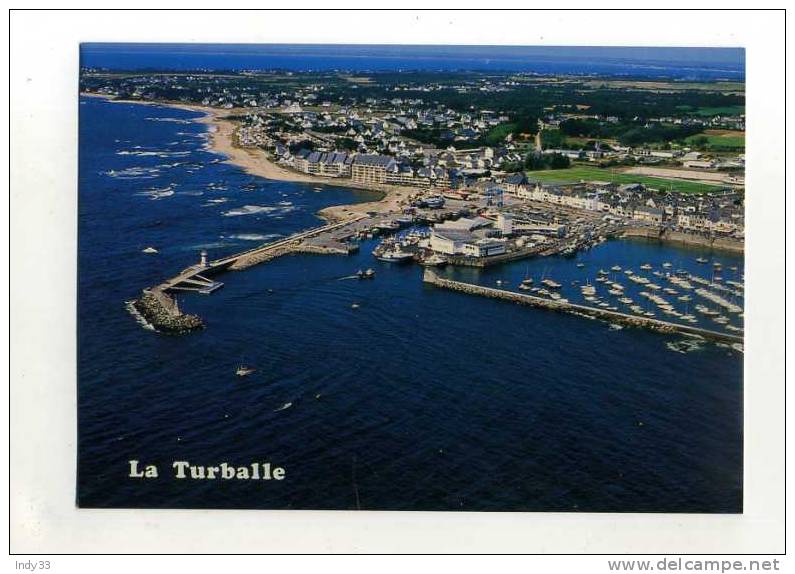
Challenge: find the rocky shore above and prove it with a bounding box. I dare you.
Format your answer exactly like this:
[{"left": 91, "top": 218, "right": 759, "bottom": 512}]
[{"left": 133, "top": 290, "right": 204, "bottom": 334}]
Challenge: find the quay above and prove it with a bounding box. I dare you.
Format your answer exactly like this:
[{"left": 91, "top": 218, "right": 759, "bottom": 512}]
[{"left": 422, "top": 269, "right": 743, "bottom": 344}]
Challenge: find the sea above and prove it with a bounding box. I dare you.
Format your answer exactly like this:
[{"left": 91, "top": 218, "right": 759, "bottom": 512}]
[
  {"left": 78, "top": 94, "right": 743, "bottom": 512},
  {"left": 79, "top": 43, "right": 745, "bottom": 80}
]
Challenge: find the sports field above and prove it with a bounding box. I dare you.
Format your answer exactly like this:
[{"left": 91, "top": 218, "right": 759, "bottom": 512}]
[{"left": 524, "top": 165, "right": 724, "bottom": 194}]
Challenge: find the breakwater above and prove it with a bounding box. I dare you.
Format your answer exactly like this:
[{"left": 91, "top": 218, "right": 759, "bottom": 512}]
[
  {"left": 622, "top": 227, "right": 744, "bottom": 254},
  {"left": 132, "top": 290, "right": 204, "bottom": 333},
  {"left": 423, "top": 269, "right": 743, "bottom": 344}
]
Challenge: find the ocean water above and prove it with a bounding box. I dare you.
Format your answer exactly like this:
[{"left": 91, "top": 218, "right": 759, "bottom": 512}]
[
  {"left": 79, "top": 44, "right": 745, "bottom": 80},
  {"left": 78, "top": 96, "right": 743, "bottom": 512}
]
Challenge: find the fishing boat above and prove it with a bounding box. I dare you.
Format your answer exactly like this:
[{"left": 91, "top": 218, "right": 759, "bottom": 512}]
[
  {"left": 236, "top": 365, "right": 256, "bottom": 377},
  {"left": 375, "top": 246, "right": 414, "bottom": 263},
  {"left": 419, "top": 254, "right": 447, "bottom": 267}
]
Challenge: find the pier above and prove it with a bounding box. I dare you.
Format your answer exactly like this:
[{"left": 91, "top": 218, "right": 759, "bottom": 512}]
[
  {"left": 422, "top": 269, "right": 743, "bottom": 344},
  {"left": 136, "top": 216, "right": 367, "bottom": 332}
]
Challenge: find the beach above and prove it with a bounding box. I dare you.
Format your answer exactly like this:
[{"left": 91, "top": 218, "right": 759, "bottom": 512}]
[{"left": 83, "top": 93, "right": 419, "bottom": 223}]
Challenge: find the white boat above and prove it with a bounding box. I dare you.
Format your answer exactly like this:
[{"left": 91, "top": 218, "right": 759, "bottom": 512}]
[
  {"left": 662, "top": 262, "right": 672, "bottom": 269},
  {"left": 375, "top": 249, "right": 413, "bottom": 263},
  {"left": 611, "top": 265, "right": 622, "bottom": 272},
  {"left": 142, "top": 246, "right": 159, "bottom": 254},
  {"left": 640, "top": 263, "right": 652, "bottom": 270},
  {"left": 236, "top": 365, "right": 256, "bottom": 377}
]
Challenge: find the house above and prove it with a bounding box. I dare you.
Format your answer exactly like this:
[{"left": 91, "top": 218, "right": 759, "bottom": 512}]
[{"left": 633, "top": 205, "right": 664, "bottom": 225}]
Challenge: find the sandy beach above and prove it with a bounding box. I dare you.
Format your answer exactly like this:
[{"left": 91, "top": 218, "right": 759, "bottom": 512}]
[{"left": 83, "top": 93, "right": 421, "bottom": 223}]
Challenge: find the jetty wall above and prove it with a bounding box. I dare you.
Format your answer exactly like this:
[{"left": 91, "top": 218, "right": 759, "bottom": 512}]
[
  {"left": 422, "top": 269, "right": 743, "bottom": 344},
  {"left": 622, "top": 227, "right": 744, "bottom": 255},
  {"left": 133, "top": 289, "right": 204, "bottom": 333}
]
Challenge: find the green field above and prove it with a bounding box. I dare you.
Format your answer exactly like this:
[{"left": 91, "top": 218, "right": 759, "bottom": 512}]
[
  {"left": 685, "top": 131, "right": 745, "bottom": 150},
  {"left": 694, "top": 105, "right": 745, "bottom": 117},
  {"left": 525, "top": 166, "right": 722, "bottom": 194}
]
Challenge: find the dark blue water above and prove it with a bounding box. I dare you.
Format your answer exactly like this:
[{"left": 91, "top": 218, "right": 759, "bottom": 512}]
[
  {"left": 78, "top": 96, "right": 743, "bottom": 512},
  {"left": 80, "top": 44, "right": 745, "bottom": 80}
]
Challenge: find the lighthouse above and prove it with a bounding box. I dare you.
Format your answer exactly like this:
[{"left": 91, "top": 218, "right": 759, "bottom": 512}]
[{"left": 200, "top": 250, "right": 208, "bottom": 267}]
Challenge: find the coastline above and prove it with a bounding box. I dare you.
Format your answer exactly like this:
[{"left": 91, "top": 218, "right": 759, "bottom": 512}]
[{"left": 81, "top": 93, "right": 418, "bottom": 223}]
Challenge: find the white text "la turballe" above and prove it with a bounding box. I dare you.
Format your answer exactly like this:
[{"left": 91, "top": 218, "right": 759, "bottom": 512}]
[{"left": 128, "top": 460, "right": 286, "bottom": 480}]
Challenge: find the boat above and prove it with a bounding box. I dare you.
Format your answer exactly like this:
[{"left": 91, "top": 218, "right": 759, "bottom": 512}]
[
  {"left": 375, "top": 248, "right": 414, "bottom": 263},
  {"left": 518, "top": 283, "right": 532, "bottom": 291},
  {"left": 597, "top": 269, "right": 609, "bottom": 276},
  {"left": 619, "top": 297, "right": 633, "bottom": 304},
  {"left": 236, "top": 365, "right": 256, "bottom": 377},
  {"left": 541, "top": 278, "right": 562, "bottom": 289},
  {"left": 581, "top": 284, "right": 596, "bottom": 296},
  {"left": 662, "top": 262, "right": 672, "bottom": 269},
  {"left": 142, "top": 246, "right": 158, "bottom": 254},
  {"left": 357, "top": 268, "right": 376, "bottom": 279},
  {"left": 611, "top": 265, "right": 622, "bottom": 272},
  {"left": 576, "top": 262, "right": 585, "bottom": 268},
  {"left": 696, "top": 257, "right": 708, "bottom": 264},
  {"left": 639, "top": 263, "right": 652, "bottom": 270},
  {"left": 624, "top": 269, "right": 634, "bottom": 275},
  {"left": 608, "top": 288, "right": 623, "bottom": 296},
  {"left": 678, "top": 295, "right": 692, "bottom": 302},
  {"left": 419, "top": 254, "right": 447, "bottom": 267}
]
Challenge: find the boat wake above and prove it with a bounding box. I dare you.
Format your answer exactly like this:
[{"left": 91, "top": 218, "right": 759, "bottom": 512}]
[{"left": 274, "top": 402, "right": 293, "bottom": 412}]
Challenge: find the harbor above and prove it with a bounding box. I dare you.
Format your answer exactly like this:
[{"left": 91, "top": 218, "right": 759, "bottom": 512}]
[{"left": 422, "top": 268, "right": 743, "bottom": 345}]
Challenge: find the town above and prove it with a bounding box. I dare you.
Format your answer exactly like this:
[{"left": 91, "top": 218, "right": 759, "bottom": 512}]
[{"left": 81, "top": 67, "right": 745, "bottom": 255}]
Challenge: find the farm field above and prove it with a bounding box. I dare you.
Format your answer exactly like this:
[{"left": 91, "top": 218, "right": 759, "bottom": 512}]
[
  {"left": 524, "top": 165, "right": 725, "bottom": 194},
  {"left": 685, "top": 129, "right": 745, "bottom": 150}
]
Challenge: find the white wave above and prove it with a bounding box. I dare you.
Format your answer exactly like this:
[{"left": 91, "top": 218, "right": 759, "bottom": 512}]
[
  {"left": 145, "top": 117, "right": 193, "bottom": 124},
  {"left": 225, "top": 233, "right": 283, "bottom": 242},
  {"left": 221, "top": 204, "right": 298, "bottom": 218},
  {"left": 137, "top": 185, "right": 176, "bottom": 200},
  {"left": 116, "top": 150, "right": 191, "bottom": 158},
  {"left": 104, "top": 167, "right": 161, "bottom": 180}
]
